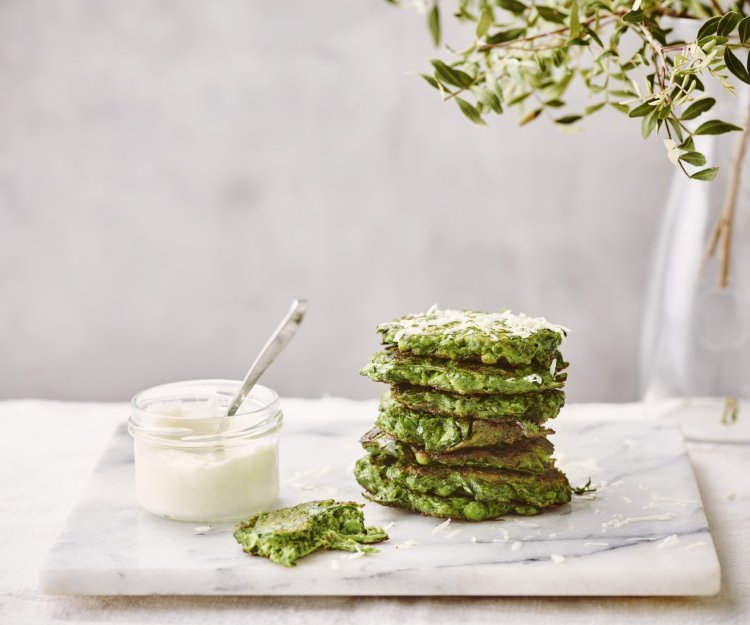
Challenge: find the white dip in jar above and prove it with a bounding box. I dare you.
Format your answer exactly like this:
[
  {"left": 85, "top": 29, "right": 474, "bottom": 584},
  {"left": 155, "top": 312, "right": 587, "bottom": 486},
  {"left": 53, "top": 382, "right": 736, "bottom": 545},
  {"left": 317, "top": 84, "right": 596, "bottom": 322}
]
[{"left": 128, "top": 380, "right": 282, "bottom": 522}]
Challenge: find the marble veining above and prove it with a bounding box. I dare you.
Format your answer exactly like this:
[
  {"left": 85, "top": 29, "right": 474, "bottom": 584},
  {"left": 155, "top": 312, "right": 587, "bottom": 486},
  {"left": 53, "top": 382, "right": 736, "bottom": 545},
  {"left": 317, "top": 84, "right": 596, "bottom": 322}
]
[{"left": 39, "top": 410, "right": 720, "bottom": 596}]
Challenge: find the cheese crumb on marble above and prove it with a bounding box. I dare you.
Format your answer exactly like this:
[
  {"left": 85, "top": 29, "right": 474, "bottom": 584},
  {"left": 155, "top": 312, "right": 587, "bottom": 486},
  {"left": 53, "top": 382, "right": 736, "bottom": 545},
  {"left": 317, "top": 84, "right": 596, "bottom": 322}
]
[
  {"left": 658, "top": 534, "right": 680, "bottom": 550},
  {"left": 550, "top": 554, "right": 566, "bottom": 564},
  {"left": 650, "top": 494, "right": 698, "bottom": 505},
  {"left": 602, "top": 513, "right": 673, "bottom": 529},
  {"left": 394, "top": 540, "right": 418, "bottom": 550},
  {"left": 511, "top": 541, "right": 523, "bottom": 552},
  {"left": 193, "top": 525, "right": 212, "bottom": 534},
  {"left": 431, "top": 518, "right": 451, "bottom": 534},
  {"left": 684, "top": 542, "right": 707, "bottom": 551}
]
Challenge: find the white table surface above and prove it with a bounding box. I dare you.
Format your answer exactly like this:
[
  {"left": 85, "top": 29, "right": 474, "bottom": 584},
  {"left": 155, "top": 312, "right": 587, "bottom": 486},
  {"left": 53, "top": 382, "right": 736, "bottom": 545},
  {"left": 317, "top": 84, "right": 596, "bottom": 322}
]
[{"left": 1, "top": 398, "right": 748, "bottom": 624}]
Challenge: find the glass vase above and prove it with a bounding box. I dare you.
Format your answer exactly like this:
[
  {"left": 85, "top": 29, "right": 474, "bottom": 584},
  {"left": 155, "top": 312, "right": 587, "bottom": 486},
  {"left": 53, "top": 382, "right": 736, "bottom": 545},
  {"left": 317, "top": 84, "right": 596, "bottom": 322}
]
[{"left": 639, "top": 87, "right": 750, "bottom": 442}]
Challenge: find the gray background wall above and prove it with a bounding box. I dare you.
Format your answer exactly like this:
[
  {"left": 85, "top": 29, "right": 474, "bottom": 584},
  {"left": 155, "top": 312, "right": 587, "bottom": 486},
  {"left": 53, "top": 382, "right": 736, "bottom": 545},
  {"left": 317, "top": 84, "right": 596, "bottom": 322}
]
[{"left": 0, "top": 0, "right": 670, "bottom": 402}]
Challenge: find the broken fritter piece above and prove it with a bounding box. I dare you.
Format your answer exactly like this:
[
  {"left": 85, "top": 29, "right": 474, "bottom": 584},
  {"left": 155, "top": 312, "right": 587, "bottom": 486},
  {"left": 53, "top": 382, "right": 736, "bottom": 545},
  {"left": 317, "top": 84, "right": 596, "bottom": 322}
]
[{"left": 233, "top": 500, "right": 388, "bottom": 567}]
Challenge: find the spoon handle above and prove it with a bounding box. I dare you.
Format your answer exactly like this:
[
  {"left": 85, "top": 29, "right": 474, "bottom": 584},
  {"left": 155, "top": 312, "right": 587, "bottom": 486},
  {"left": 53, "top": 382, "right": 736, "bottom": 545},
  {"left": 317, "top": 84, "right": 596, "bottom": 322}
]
[{"left": 226, "top": 299, "right": 307, "bottom": 417}]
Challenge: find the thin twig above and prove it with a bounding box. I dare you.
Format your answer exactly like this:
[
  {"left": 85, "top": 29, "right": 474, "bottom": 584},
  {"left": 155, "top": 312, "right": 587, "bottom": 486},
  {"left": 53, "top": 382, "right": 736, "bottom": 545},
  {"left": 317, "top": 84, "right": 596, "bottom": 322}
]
[
  {"left": 640, "top": 25, "right": 668, "bottom": 94},
  {"left": 709, "top": 0, "right": 724, "bottom": 15},
  {"left": 703, "top": 101, "right": 750, "bottom": 287},
  {"left": 478, "top": 13, "right": 621, "bottom": 51}
]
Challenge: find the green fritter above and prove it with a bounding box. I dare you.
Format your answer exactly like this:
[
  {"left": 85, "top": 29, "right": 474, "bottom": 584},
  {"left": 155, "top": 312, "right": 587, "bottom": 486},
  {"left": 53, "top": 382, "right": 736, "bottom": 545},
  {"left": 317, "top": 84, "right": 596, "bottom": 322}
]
[
  {"left": 354, "top": 456, "right": 553, "bottom": 520},
  {"left": 233, "top": 500, "right": 388, "bottom": 567},
  {"left": 377, "top": 393, "right": 552, "bottom": 452},
  {"left": 377, "top": 307, "right": 567, "bottom": 366},
  {"left": 360, "top": 350, "right": 567, "bottom": 396},
  {"left": 355, "top": 453, "right": 571, "bottom": 506},
  {"left": 360, "top": 427, "right": 555, "bottom": 474},
  {"left": 389, "top": 385, "right": 565, "bottom": 423}
]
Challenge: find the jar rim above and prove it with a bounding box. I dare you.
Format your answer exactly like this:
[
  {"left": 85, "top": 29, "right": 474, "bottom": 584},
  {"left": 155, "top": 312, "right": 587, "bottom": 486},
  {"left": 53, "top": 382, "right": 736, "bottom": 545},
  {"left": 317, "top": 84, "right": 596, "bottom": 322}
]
[{"left": 128, "top": 379, "right": 282, "bottom": 447}]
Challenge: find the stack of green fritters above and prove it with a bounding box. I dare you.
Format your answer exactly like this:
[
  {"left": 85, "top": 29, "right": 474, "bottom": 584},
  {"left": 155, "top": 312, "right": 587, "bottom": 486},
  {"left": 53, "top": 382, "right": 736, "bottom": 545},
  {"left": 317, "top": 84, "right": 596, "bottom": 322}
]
[{"left": 354, "top": 307, "right": 572, "bottom": 521}]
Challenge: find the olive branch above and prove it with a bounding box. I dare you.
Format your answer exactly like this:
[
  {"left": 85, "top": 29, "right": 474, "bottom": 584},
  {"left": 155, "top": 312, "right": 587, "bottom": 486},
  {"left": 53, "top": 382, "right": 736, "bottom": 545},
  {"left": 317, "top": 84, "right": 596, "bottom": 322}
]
[{"left": 390, "top": 0, "right": 750, "bottom": 285}]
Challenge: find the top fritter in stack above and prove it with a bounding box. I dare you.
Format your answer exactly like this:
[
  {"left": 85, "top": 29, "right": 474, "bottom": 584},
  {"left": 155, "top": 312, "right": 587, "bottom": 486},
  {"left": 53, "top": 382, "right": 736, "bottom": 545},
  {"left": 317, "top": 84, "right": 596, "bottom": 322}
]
[{"left": 354, "top": 307, "right": 572, "bottom": 521}]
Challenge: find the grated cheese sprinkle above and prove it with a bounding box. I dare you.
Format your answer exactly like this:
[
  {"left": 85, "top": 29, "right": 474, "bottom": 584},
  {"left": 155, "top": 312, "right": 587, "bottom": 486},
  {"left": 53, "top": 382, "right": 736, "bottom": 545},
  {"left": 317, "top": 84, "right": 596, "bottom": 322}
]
[{"left": 383, "top": 308, "right": 568, "bottom": 341}]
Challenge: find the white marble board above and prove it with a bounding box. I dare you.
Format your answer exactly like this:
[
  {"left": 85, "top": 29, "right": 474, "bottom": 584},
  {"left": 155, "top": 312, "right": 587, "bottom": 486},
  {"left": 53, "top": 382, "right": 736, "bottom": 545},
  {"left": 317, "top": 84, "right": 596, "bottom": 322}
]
[{"left": 40, "top": 405, "right": 720, "bottom": 596}]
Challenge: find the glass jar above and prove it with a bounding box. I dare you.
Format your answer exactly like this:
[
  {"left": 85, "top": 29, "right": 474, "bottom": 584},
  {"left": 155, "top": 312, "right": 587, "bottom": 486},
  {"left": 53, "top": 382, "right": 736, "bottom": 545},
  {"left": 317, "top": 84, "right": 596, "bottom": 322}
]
[
  {"left": 128, "top": 379, "right": 283, "bottom": 522},
  {"left": 640, "top": 82, "right": 750, "bottom": 442}
]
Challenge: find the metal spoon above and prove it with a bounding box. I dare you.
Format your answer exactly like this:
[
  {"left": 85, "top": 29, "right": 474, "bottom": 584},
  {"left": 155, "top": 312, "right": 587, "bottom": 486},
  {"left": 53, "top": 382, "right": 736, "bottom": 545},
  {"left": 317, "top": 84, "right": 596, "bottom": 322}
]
[{"left": 223, "top": 298, "right": 307, "bottom": 420}]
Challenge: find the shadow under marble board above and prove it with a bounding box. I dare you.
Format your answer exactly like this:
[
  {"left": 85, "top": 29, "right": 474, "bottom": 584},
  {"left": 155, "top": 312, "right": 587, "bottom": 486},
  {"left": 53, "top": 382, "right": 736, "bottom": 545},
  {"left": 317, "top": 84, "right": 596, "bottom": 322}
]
[{"left": 40, "top": 403, "right": 720, "bottom": 596}]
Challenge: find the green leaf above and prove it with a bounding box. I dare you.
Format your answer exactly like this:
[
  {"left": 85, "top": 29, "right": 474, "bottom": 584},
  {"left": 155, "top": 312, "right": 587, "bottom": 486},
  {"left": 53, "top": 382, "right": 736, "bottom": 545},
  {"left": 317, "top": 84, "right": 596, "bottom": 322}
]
[
  {"left": 419, "top": 73, "right": 440, "bottom": 89},
  {"left": 569, "top": 0, "right": 581, "bottom": 40},
  {"left": 485, "top": 28, "right": 526, "bottom": 44},
  {"left": 507, "top": 92, "right": 531, "bottom": 105},
  {"left": 642, "top": 111, "right": 657, "bottom": 139},
  {"left": 695, "top": 119, "right": 743, "bottom": 135},
  {"left": 668, "top": 118, "right": 684, "bottom": 142},
  {"left": 497, "top": 0, "right": 528, "bottom": 14},
  {"left": 476, "top": 7, "right": 493, "bottom": 37},
  {"left": 622, "top": 10, "right": 643, "bottom": 24},
  {"left": 584, "top": 101, "right": 606, "bottom": 115},
  {"left": 679, "top": 136, "right": 696, "bottom": 151},
  {"left": 690, "top": 167, "right": 719, "bottom": 181},
  {"left": 629, "top": 101, "right": 656, "bottom": 117},
  {"left": 583, "top": 26, "right": 604, "bottom": 47},
  {"left": 536, "top": 6, "right": 566, "bottom": 24},
  {"left": 556, "top": 114, "right": 582, "bottom": 125},
  {"left": 610, "top": 89, "right": 637, "bottom": 98},
  {"left": 681, "top": 74, "right": 705, "bottom": 94},
  {"left": 724, "top": 47, "right": 750, "bottom": 84},
  {"left": 547, "top": 71, "right": 574, "bottom": 99},
  {"left": 680, "top": 151, "right": 708, "bottom": 166},
  {"left": 696, "top": 16, "right": 721, "bottom": 40},
  {"left": 518, "top": 108, "right": 543, "bottom": 126},
  {"left": 610, "top": 102, "right": 629, "bottom": 114},
  {"left": 472, "top": 86, "right": 503, "bottom": 113},
  {"left": 698, "top": 34, "right": 728, "bottom": 51},
  {"left": 428, "top": 5, "right": 441, "bottom": 47},
  {"left": 681, "top": 98, "right": 716, "bottom": 120},
  {"left": 456, "top": 97, "right": 487, "bottom": 126},
  {"left": 717, "top": 11, "right": 741, "bottom": 37},
  {"left": 430, "top": 60, "right": 474, "bottom": 89},
  {"left": 739, "top": 16, "right": 750, "bottom": 43},
  {"left": 545, "top": 99, "right": 565, "bottom": 108}
]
